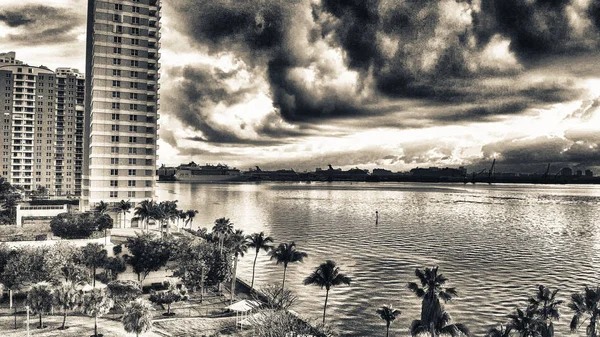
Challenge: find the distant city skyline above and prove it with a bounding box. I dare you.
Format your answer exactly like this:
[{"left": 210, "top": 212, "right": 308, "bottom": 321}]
[{"left": 2, "top": 0, "right": 600, "bottom": 173}]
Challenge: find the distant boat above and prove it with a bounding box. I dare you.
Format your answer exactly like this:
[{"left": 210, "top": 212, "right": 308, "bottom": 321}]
[{"left": 174, "top": 163, "right": 244, "bottom": 182}]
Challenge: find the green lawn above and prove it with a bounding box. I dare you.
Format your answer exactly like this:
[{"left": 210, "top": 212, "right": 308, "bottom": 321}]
[{"left": 0, "top": 314, "right": 165, "bottom": 337}]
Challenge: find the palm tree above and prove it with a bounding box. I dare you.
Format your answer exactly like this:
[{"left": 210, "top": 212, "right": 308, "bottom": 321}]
[
  {"left": 53, "top": 281, "right": 80, "bottom": 330},
  {"left": 377, "top": 304, "right": 402, "bottom": 337},
  {"left": 134, "top": 200, "right": 153, "bottom": 232},
  {"left": 229, "top": 229, "right": 250, "bottom": 303},
  {"left": 508, "top": 307, "right": 541, "bottom": 337},
  {"left": 185, "top": 209, "right": 199, "bottom": 228},
  {"left": 81, "top": 288, "right": 114, "bottom": 337},
  {"left": 247, "top": 232, "right": 274, "bottom": 289},
  {"left": 177, "top": 210, "right": 186, "bottom": 228},
  {"left": 115, "top": 200, "right": 132, "bottom": 229},
  {"left": 122, "top": 299, "right": 155, "bottom": 337},
  {"left": 410, "top": 302, "right": 471, "bottom": 337},
  {"left": 569, "top": 286, "right": 600, "bottom": 337},
  {"left": 151, "top": 202, "right": 167, "bottom": 236},
  {"left": 486, "top": 324, "right": 512, "bottom": 337},
  {"left": 26, "top": 282, "right": 54, "bottom": 329},
  {"left": 160, "top": 200, "right": 179, "bottom": 233},
  {"left": 408, "top": 266, "right": 458, "bottom": 327},
  {"left": 212, "top": 217, "right": 233, "bottom": 253},
  {"left": 528, "top": 285, "right": 562, "bottom": 337},
  {"left": 94, "top": 200, "right": 109, "bottom": 215},
  {"left": 81, "top": 243, "right": 107, "bottom": 287},
  {"left": 269, "top": 241, "right": 308, "bottom": 290},
  {"left": 303, "top": 260, "right": 351, "bottom": 324}
]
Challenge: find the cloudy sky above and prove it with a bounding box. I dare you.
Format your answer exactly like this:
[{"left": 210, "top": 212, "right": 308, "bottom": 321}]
[{"left": 1, "top": 0, "right": 599, "bottom": 173}]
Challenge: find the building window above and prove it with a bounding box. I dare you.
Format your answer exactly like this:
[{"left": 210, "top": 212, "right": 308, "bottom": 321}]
[
  {"left": 110, "top": 191, "right": 118, "bottom": 198},
  {"left": 113, "top": 70, "right": 121, "bottom": 76},
  {"left": 111, "top": 158, "right": 119, "bottom": 164},
  {"left": 110, "top": 169, "right": 119, "bottom": 175},
  {"left": 112, "top": 102, "right": 120, "bottom": 109},
  {"left": 127, "top": 191, "right": 136, "bottom": 198},
  {"left": 114, "top": 3, "right": 123, "bottom": 10},
  {"left": 113, "top": 36, "right": 122, "bottom": 44},
  {"left": 128, "top": 137, "right": 137, "bottom": 143},
  {"left": 128, "top": 158, "right": 136, "bottom": 165},
  {"left": 128, "top": 180, "right": 136, "bottom": 186},
  {"left": 110, "top": 180, "right": 118, "bottom": 187},
  {"left": 111, "top": 113, "right": 120, "bottom": 120},
  {"left": 111, "top": 136, "right": 120, "bottom": 142},
  {"left": 128, "top": 169, "right": 136, "bottom": 176}
]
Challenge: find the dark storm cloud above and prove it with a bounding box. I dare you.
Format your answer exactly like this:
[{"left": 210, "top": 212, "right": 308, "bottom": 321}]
[
  {"left": 0, "top": 10, "right": 34, "bottom": 27},
  {"left": 479, "top": 130, "right": 600, "bottom": 172},
  {"left": 164, "top": 64, "right": 312, "bottom": 145},
  {"left": 163, "top": 64, "right": 255, "bottom": 144},
  {"left": 0, "top": 5, "right": 84, "bottom": 45},
  {"left": 168, "top": 0, "right": 376, "bottom": 122},
  {"left": 475, "top": 0, "right": 599, "bottom": 59},
  {"left": 168, "top": 0, "right": 594, "bottom": 124}
]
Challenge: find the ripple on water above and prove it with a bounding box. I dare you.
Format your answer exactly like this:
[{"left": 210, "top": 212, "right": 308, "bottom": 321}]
[{"left": 158, "top": 182, "right": 600, "bottom": 337}]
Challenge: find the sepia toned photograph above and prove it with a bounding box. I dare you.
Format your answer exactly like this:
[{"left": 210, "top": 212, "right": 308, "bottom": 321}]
[{"left": 0, "top": 0, "right": 599, "bottom": 336}]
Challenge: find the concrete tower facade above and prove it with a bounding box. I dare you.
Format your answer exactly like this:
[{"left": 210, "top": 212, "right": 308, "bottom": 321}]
[
  {"left": 84, "top": 0, "right": 161, "bottom": 213},
  {"left": 0, "top": 64, "right": 56, "bottom": 192},
  {"left": 55, "top": 68, "right": 86, "bottom": 196}
]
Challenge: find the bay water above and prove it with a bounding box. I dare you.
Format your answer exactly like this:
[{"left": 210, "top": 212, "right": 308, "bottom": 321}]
[{"left": 157, "top": 182, "right": 600, "bottom": 336}]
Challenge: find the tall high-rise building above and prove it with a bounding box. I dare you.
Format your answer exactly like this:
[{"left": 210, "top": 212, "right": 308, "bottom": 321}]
[
  {"left": 55, "top": 68, "right": 86, "bottom": 196},
  {"left": 0, "top": 57, "right": 85, "bottom": 196},
  {"left": 83, "top": 0, "right": 161, "bottom": 214}
]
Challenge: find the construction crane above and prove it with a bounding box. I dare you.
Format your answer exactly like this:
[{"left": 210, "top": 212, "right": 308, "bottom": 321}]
[
  {"left": 541, "top": 163, "right": 551, "bottom": 179},
  {"left": 487, "top": 159, "right": 496, "bottom": 184}
]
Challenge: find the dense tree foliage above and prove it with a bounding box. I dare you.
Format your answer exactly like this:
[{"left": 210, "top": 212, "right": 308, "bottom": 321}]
[
  {"left": 50, "top": 212, "right": 108, "bottom": 239},
  {"left": 107, "top": 280, "right": 143, "bottom": 311},
  {"left": 125, "top": 232, "right": 174, "bottom": 284}
]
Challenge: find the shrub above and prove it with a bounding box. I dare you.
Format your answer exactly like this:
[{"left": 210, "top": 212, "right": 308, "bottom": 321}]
[
  {"left": 50, "top": 212, "right": 103, "bottom": 239},
  {"left": 149, "top": 281, "right": 188, "bottom": 316}
]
